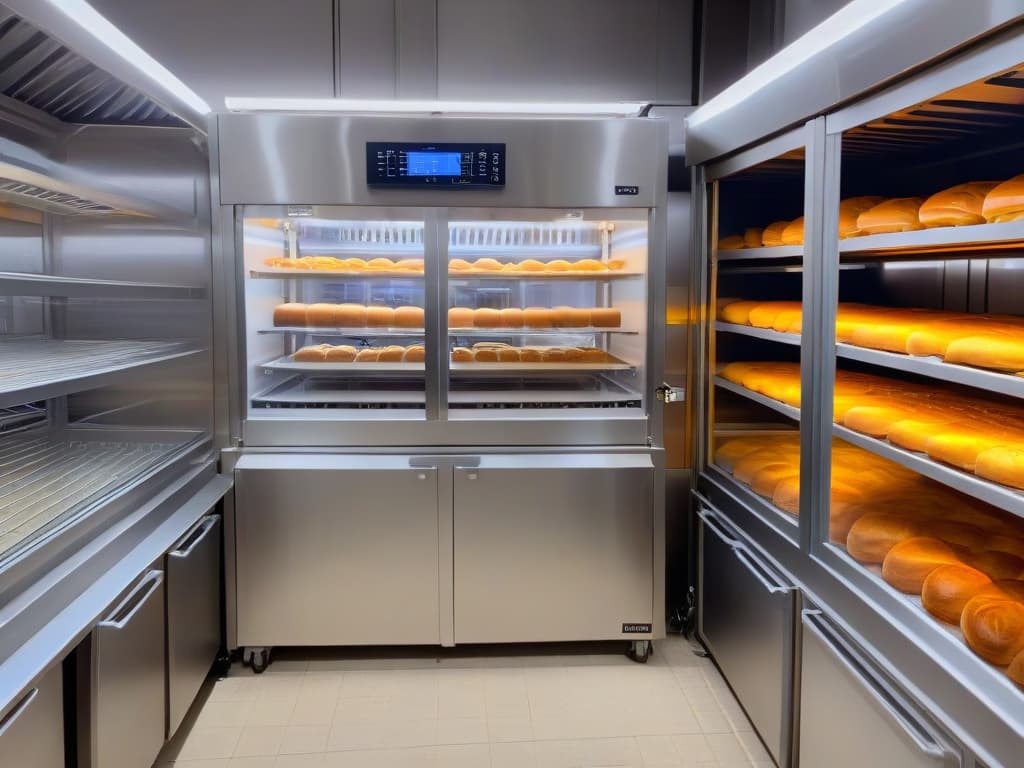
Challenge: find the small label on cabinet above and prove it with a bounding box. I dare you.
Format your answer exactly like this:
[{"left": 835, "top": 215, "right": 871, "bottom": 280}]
[
  {"left": 615, "top": 186, "right": 639, "bottom": 195},
  {"left": 622, "top": 623, "right": 652, "bottom": 634},
  {"left": 286, "top": 205, "right": 314, "bottom": 217}
]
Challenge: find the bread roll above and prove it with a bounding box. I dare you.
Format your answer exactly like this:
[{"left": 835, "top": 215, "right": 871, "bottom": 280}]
[
  {"left": 856, "top": 198, "right": 925, "bottom": 234},
  {"left": 273, "top": 303, "right": 308, "bottom": 326},
  {"left": 451, "top": 346, "right": 473, "bottom": 362},
  {"left": 394, "top": 258, "right": 424, "bottom": 272},
  {"left": 846, "top": 513, "right": 923, "bottom": 563},
  {"left": 719, "top": 235, "right": 746, "bottom": 250},
  {"left": 355, "top": 348, "right": 380, "bottom": 362},
  {"left": 919, "top": 182, "right": 1000, "bottom": 228},
  {"left": 590, "top": 308, "right": 621, "bottom": 328},
  {"left": 366, "top": 257, "right": 396, "bottom": 270},
  {"left": 945, "top": 334, "right": 1024, "bottom": 372},
  {"left": 882, "top": 537, "right": 964, "bottom": 593},
  {"left": 761, "top": 221, "right": 790, "bottom": 247},
  {"left": 499, "top": 308, "right": 524, "bottom": 327},
  {"left": 844, "top": 405, "right": 921, "bottom": 438},
  {"left": 324, "top": 345, "right": 357, "bottom": 362},
  {"left": 519, "top": 347, "right": 542, "bottom": 363},
  {"left": 750, "top": 464, "right": 799, "bottom": 498},
  {"left": 333, "top": 303, "right": 367, "bottom": 327},
  {"left": 966, "top": 550, "right": 1024, "bottom": 581},
  {"left": 518, "top": 259, "right": 546, "bottom": 272},
  {"left": 838, "top": 196, "right": 886, "bottom": 238},
  {"left": 719, "top": 300, "right": 761, "bottom": 325},
  {"left": 474, "top": 348, "right": 499, "bottom": 362},
  {"left": 473, "top": 308, "right": 502, "bottom": 328},
  {"left": 545, "top": 259, "right": 571, "bottom": 272},
  {"left": 365, "top": 306, "right": 395, "bottom": 327},
  {"left": 606, "top": 259, "right": 626, "bottom": 271},
  {"left": 523, "top": 307, "right": 554, "bottom": 328},
  {"left": 293, "top": 344, "right": 329, "bottom": 362},
  {"left": 579, "top": 347, "right": 607, "bottom": 363},
  {"left": 748, "top": 301, "right": 801, "bottom": 329},
  {"left": 306, "top": 303, "right": 338, "bottom": 327},
  {"left": 449, "top": 307, "right": 474, "bottom": 328},
  {"left": 961, "top": 594, "right": 1024, "bottom": 665},
  {"left": 982, "top": 174, "right": 1024, "bottom": 223},
  {"left": 542, "top": 348, "right": 568, "bottom": 362},
  {"left": 403, "top": 345, "right": 425, "bottom": 363},
  {"left": 472, "top": 257, "right": 504, "bottom": 271},
  {"left": 343, "top": 258, "right": 367, "bottom": 271},
  {"left": 378, "top": 345, "right": 406, "bottom": 362},
  {"left": 570, "top": 258, "right": 606, "bottom": 272},
  {"left": 771, "top": 475, "right": 802, "bottom": 515},
  {"left": 562, "top": 307, "right": 591, "bottom": 328},
  {"left": 497, "top": 347, "right": 521, "bottom": 362},
  {"left": 743, "top": 228, "right": 763, "bottom": 248},
  {"left": 922, "top": 564, "right": 993, "bottom": 624},
  {"left": 391, "top": 305, "right": 424, "bottom": 328},
  {"left": 780, "top": 217, "right": 804, "bottom": 246},
  {"left": 449, "top": 258, "right": 473, "bottom": 271},
  {"left": 926, "top": 431, "right": 1024, "bottom": 472}
]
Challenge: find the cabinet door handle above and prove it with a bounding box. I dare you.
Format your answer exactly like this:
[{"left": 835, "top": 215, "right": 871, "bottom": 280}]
[
  {"left": 98, "top": 570, "right": 163, "bottom": 630},
  {"left": 731, "top": 545, "right": 792, "bottom": 595},
  {"left": 169, "top": 516, "right": 218, "bottom": 559},
  {"left": 0, "top": 687, "right": 37, "bottom": 738}
]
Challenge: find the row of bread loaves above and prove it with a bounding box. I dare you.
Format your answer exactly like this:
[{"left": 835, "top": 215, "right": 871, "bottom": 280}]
[{"left": 292, "top": 343, "right": 424, "bottom": 362}]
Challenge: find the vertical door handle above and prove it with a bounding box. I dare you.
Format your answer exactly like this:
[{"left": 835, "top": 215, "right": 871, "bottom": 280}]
[
  {"left": 98, "top": 570, "right": 163, "bottom": 630},
  {"left": 0, "top": 687, "right": 38, "bottom": 738}
]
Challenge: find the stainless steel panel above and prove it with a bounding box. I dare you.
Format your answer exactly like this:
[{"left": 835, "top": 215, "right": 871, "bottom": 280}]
[
  {"left": 0, "top": 663, "right": 63, "bottom": 768},
  {"left": 697, "top": 506, "right": 795, "bottom": 766},
  {"left": 800, "top": 610, "right": 961, "bottom": 768},
  {"left": 453, "top": 454, "right": 654, "bottom": 643},
  {"left": 781, "top": 0, "right": 850, "bottom": 45},
  {"left": 166, "top": 515, "right": 221, "bottom": 738},
  {"left": 235, "top": 458, "right": 440, "bottom": 646},
  {"left": 395, "top": 0, "right": 437, "bottom": 99},
  {"left": 217, "top": 114, "right": 665, "bottom": 208},
  {"left": 89, "top": 570, "right": 166, "bottom": 768},
  {"left": 336, "top": 0, "right": 397, "bottom": 99}
]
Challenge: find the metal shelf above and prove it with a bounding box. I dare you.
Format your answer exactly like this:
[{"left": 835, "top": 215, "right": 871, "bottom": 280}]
[
  {"left": 838, "top": 220, "right": 1024, "bottom": 257},
  {"left": 250, "top": 268, "right": 425, "bottom": 280},
  {"left": 448, "top": 271, "right": 642, "bottom": 281},
  {"left": 262, "top": 355, "right": 635, "bottom": 375},
  {"left": 260, "top": 327, "right": 425, "bottom": 338},
  {"left": 449, "top": 245, "right": 602, "bottom": 259},
  {"left": 0, "top": 272, "right": 204, "bottom": 300},
  {"left": 714, "top": 376, "right": 801, "bottom": 421},
  {"left": 714, "top": 321, "right": 800, "bottom": 346},
  {"left": 261, "top": 326, "right": 637, "bottom": 337},
  {"left": 718, "top": 245, "right": 802, "bottom": 261},
  {"left": 262, "top": 357, "right": 424, "bottom": 374},
  {"left": 0, "top": 338, "right": 204, "bottom": 409},
  {"left": 0, "top": 429, "right": 203, "bottom": 558},
  {"left": 449, "top": 327, "right": 639, "bottom": 336},
  {"left": 833, "top": 424, "right": 1024, "bottom": 519}
]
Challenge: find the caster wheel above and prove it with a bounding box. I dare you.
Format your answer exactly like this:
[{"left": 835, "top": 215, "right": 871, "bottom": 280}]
[
  {"left": 626, "top": 640, "right": 652, "bottom": 664},
  {"left": 244, "top": 647, "right": 272, "bottom": 674}
]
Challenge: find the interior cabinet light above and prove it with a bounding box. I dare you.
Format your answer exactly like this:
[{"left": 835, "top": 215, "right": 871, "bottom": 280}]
[{"left": 224, "top": 98, "right": 647, "bottom": 117}]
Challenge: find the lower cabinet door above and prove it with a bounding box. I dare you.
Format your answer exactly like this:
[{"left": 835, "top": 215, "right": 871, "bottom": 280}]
[
  {"left": 235, "top": 459, "right": 440, "bottom": 646},
  {"left": 0, "top": 663, "right": 64, "bottom": 768},
  {"left": 167, "top": 515, "right": 222, "bottom": 737},
  {"left": 89, "top": 570, "right": 167, "bottom": 768},
  {"left": 698, "top": 506, "right": 796, "bottom": 767},
  {"left": 800, "top": 609, "right": 962, "bottom": 768},
  {"left": 453, "top": 454, "right": 654, "bottom": 643}
]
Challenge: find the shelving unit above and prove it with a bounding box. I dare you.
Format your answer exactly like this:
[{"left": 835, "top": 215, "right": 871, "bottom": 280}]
[
  {"left": 0, "top": 272, "right": 205, "bottom": 300},
  {"left": 714, "top": 321, "right": 799, "bottom": 346},
  {"left": 714, "top": 376, "right": 801, "bottom": 421},
  {"left": 837, "top": 220, "right": 1024, "bottom": 257},
  {"left": 261, "top": 356, "right": 635, "bottom": 375},
  {"left": 262, "top": 326, "right": 639, "bottom": 337},
  {"left": 717, "top": 245, "right": 803, "bottom": 261},
  {"left": 250, "top": 267, "right": 425, "bottom": 280},
  {"left": 448, "top": 270, "right": 642, "bottom": 281},
  {"left": 260, "top": 327, "right": 426, "bottom": 337}
]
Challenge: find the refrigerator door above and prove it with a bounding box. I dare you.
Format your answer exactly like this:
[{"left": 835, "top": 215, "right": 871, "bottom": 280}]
[
  {"left": 0, "top": 663, "right": 64, "bottom": 768},
  {"left": 800, "top": 610, "right": 961, "bottom": 768},
  {"left": 453, "top": 454, "right": 654, "bottom": 643}
]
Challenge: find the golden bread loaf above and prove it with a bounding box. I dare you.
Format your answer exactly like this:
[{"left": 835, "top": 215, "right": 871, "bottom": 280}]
[
  {"left": 944, "top": 334, "right": 1024, "bottom": 372},
  {"left": 365, "top": 306, "right": 395, "bottom": 327},
  {"left": 976, "top": 446, "right": 1024, "bottom": 490},
  {"left": 324, "top": 345, "right": 357, "bottom": 362},
  {"left": 922, "top": 564, "right": 993, "bottom": 624},
  {"left": 377, "top": 345, "right": 406, "bottom": 362},
  {"left": 747, "top": 301, "right": 802, "bottom": 330},
  {"left": 846, "top": 514, "right": 923, "bottom": 564},
  {"left": 449, "top": 258, "right": 473, "bottom": 271},
  {"left": 960, "top": 592, "right": 1024, "bottom": 665},
  {"left": 500, "top": 308, "right": 524, "bottom": 327},
  {"left": 882, "top": 537, "right": 964, "bottom": 594},
  {"left": 590, "top": 308, "right": 621, "bottom": 328},
  {"left": 355, "top": 348, "right": 380, "bottom": 362},
  {"left": 306, "top": 303, "right": 337, "bottom": 327},
  {"left": 394, "top": 306, "right": 424, "bottom": 328},
  {"left": 743, "top": 228, "right": 763, "bottom": 248},
  {"left": 719, "top": 235, "right": 745, "bottom": 250},
  {"left": 473, "top": 308, "right": 502, "bottom": 328},
  {"left": 523, "top": 307, "right": 555, "bottom": 328},
  {"left": 448, "top": 307, "right": 474, "bottom": 328},
  {"left": 856, "top": 198, "right": 925, "bottom": 234},
  {"left": 273, "top": 303, "right": 308, "bottom": 326},
  {"left": 982, "top": 175, "right": 1024, "bottom": 223},
  {"left": 545, "top": 259, "right": 571, "bottom": 271},
  {"left": 336, "top": 303, "right": 368, "bottom": 327},
  {"left": 451, "top": 347, "right": 473, "bottom": 362},
  {"left": 761, "top": 221, "right": 790, "bottom": 247},
  {"left": 780, "top": 217, "right": 805, "bottom": 246},
  {"left": 919, "top": 182, "right": 1000, "bottom": 227},
  {"left": 403, "top": 345, "right": 425, "bottom": 363},
  {"left": 472, "top": 257, "right": 504, "bottom": 271},
  {"left": 719, "top": 300, "right": 761, "bottom": 325},
  {"left": 838, "top": 196, "right": 886, "bottom": 238},
  {"left": 293, "top": 344, "right": 330, "bottom": 362}
]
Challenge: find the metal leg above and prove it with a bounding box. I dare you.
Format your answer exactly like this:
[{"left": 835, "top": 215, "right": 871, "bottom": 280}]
[
  {"left": 243, "top": 646, "right": 272, "bottom": 674},
  {"left": 626, "top": 639, "right": 652, "bottom": 664}
]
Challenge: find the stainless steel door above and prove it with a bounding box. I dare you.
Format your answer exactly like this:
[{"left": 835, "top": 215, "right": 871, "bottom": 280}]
[
  {"left": 90, "top": 570, "right": 166, "bottom": 768},
  {"left": 166, "top": 515, "right": 221, "bottom": 737},
  {"left": 800, "top": 609, "right": 962, "bottom": 768},
  {"left": 697, "top": 503, "right": 796, "bottom": 766},
  {"left": 235, "top": 456, "right": 440, "bottom": 646},
  {"left": 0, "top": 663, "right": 64, "bottom": 768},
  {"left": 453, "top": 454, "right": 654, "bottom": 643}
]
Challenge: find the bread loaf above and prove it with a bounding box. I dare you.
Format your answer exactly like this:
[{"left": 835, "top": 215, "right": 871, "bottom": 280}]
[
  {"left": 448, "top": 307, "right": 474, "bottom": 328},
  {"left": 336, "top": 303, "right": 368, "bottom": 327},
  {"left": 570, "top": 258, "right": 606, "bottom": 272},
  {"left": 780, "top": 217, "right": 805, "bottom": 246},
  {"left": 394, "top": 306, "right": 424, "bottom": 328},
  {"left": 719, "top": 300, "right": 761, "bottom": 325},
  {"left": 451, "top": 347, "right": 473, "bottom": 362},
  {"left": 743, "top": 228, "right": 764, "bottom": 248},
  {"left": 590, "top": 308, "right": 621, "bottom": 328},
  {"left": 500, "top": 308, "right": 524, "bottom": 327},
  {"left": 838, "top": 196, "right": 886, "bottom": 238},
  {"left": 856, "top": 198, "right": 925, "bottom": 234},
  {"left": 306, "top": 303, "right": 338, "bottom": 327},
  {"left": 473, "top": 308, "right": 502, "bottom": 328},
  {"left": 293, "top": 344, "right": 330, "bottom": 362},
  {"left": 273, "top": 303, "right": 308, "bottom": 326},
  {"left": 523, "top": 307, "right": 555, "bottom": 328},
  {"left": 378, "top": 345, "right": 406, "bottom": 362},
  {"left": 882, "top": 537, "right": 964, "bottom": 593},
  {"left": 545, "top": 259, "right": 571, "bottom": 272},
  {"left": 324, "top": 345, "right": 357, "bottom": 362},
  {"left": 919, "top": 182, "right": 999, "bottom": 227},
  {"left": 403, "top": 345, "right": 425, "bottom": 363},
  {"left": 944, "top": 334, "right": 1024, "bottom": 372},
  {"left": 718, "top": 235, "right": 745, "bottom": 250},
  {"left": 518, "top": 259, "right": 546, "bottom": 272},
  {"left": 761, "top": 221, "right": 790, "bottom": 247},
  {"left": 961, "top": 593, "right": 1024, "bottom": 665},
  {"left": 355, "top": 348, "right": 381, "bottom": 362},
  {"left": 846, "top": 514, "right": 923, "bottom": 563},
  {"left": 982, "top": 174, "right": 1024, "bottom": 223},
  {"left": 449, "top": 258, "right": 473, "bottom": 271},
  {"left": 922, "top": 564, "right": 993, "bottom": 624},
  {"left": 472, "top": 257, "right": 504, "bottom": 271}
]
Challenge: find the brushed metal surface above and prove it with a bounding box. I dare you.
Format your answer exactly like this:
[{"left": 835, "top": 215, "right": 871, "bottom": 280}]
[
  {"left": 166, "top": 515, "right": 221, "bottom": 738},
  {"left": 0, "top": 662, "right": 63, "bottom": 768},
  {"left": 698, "top": 511, "right": 795, "bottom": 765},
  {"left": 453, "top": 454, "right": 654, "bottom": 643},
  {"left": 800, "top": 611, "right": 960, "bottom": 768},
  {"left": 235, "top": 460, "right": 440, "bottom": 646},
  {"left": 89, "top": 571, "right": 166, "bottom": 768}
]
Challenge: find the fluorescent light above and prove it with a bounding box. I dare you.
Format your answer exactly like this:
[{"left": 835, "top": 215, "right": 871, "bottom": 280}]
[
  {"left": 689, "top": 0, "right": 907, "bottom": 127},
  {"left": 37, "top": 0, "right": 210, "bottom": 116},
  {"left": 224, "top": 97, "right": 646, "bottom": 117}
]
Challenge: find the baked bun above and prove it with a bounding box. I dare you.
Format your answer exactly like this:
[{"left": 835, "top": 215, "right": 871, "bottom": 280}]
[
  {"left": 961, "top": 594, "right": 1024, "bottom": 665},
  {"left": 394, "top": 306, "right": 424, "bottom": 328},
  {"left": 273, "top": 303, "right": 308, "bottom": 326},
  {"left": 523, "top": 307, "right": 554, "bottom": 328},
  {"left": 966, "top": 550, "right": 1024, "bottom": 581},
  {"left": 545, "top": 259, "right": 571, "bottom": 272},
  {"left": 922, "top": 564, "right": 993, "bottom": 624},
  {"left": 496, "top": 348, "right": 521, "bottom": 362},
  {"left": 846, "top": 513, "right": 923, "bottom": 564},
  {"left": 500, "top": 308, "right": 524, "bottom": 327},
  {"left": 919, "top": 182, "right": 1000, "bottom": 228},
  {"left": 451, "top": 347, "right": 473, "bottom": 362},
  {"left": 473, "top": 308, "right": 502, "bottom": 328},
  {"left": 606, "top": 259, "right": 626, "bottom": 271},
  {"left": 343, "top": 258, "right": 366, "bottom": 271},
  {"left": 474, "top": 348, "right": 499, "bottom": 362},
  {"left": 570, "top": 259, "right": 606, "bottom": 272},
  {"left": 743, "top": 228, "right": 763, "bottom": 248},
  {"left": 355, "top": 348, "right": 380, "bottom": 362},
  {"left": 780, "top": 217, "right": 805, "bottom": 246},
  {"left": 472, "top": 257, "right": 504, "bottom": 272},
  {"left": 838, "top": 196, "right": 886, "bottom": 238},
  {"left": 590, "top": 308, "right": 621, "bottom": 328},
  {"left": 579, "top": 347, "right": 607, "bottom": 363},
  {"left": 378, "top": 345, "right": 406, "bottom": 362},
  {"left": 719, "top": 300, "right": 761, "bottom": 325},
  {"left": 761, "top": 221, "right": 789, "bottom": 247},
  {"left": 945, "top": 335, "right": 1024, "bottom": 373},
  {"left": 449, "top": 258, "right": 473, "bottom": 271},
  {"left": 519, "top": 347, "right": 542, "bottom": 362},
  {"left": 324, "top": 345, "right": 357, "bottom": 362},
  {"left": 306, "top": 303, "right": 337, "bottom": 327},
  {"left": 566, "top": 308, "right": 592, "bottom": 327},
  {"left": 403, "top": 345, "right": 425, "bottom": 363},
  {"left": 719, "top": 235, "right": 745, "bottom": 250},
  {"left": 517, "top": 259, "right": 546, "bottom": 272},
  {"left": 748, "top": 301, "right": 802, "bottom": 329},
  {"left": 856, "top": 198, "right": 925, "bottom": 234},
  {"left": 541, "top": 348, "right": 567, "bottom": 362},
  {"left": 982, "top": 174, "right": 1024, "bottom": 223},
  {"left": 365, "top": 306, "right": 395, "bottom": 327},
  {"left": 394, "top": 258, "right": 424, "bottom": 272},
  {"left": 881, "top": 537, "right": 964, "bottom": 593},
  {"left": 335, "top": 303, "right": 368, "bottom": 327},
  {"left": 293, "top": 344, "right": 329, "bottom": 362},
  {"left": 449, "top": 307, "right": 474, "bottom": 328},
  {"left": 366, "top": 257, "right": 396, "bottom": 271}
]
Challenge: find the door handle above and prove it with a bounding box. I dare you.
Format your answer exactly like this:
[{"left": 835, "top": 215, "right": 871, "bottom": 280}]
[
  {"left": 169, "top": 516, "right": 218, "bottom": 559},
  {"left": 0, "top": 687, "right": 37, "bottom": 738},
  {"left": 731, "top": 545, "right": 793, "bottom": 595},
  {"left": 98, "top": 570, "right": 163, "bottom": 631}
]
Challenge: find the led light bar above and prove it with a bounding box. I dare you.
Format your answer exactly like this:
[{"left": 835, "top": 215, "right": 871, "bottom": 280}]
[{"left": 224, "top": 98, "right": 647, "bottom": 117}]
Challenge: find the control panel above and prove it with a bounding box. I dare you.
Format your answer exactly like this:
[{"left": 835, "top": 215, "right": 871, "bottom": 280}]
[{"left": 366, "top": 142, "right": 506, "bottom": 188}]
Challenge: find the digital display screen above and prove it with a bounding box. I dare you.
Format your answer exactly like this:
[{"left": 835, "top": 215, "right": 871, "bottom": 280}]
[{"left": 406, "top": 151, "right": 462, "bottom": 176}]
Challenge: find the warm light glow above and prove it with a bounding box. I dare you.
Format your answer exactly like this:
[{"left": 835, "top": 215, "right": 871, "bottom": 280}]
[
  {"left": 688, "top": 0, "right": 906, "bottom": 127},
  {"left": 224, "top": 98, "right": 646, "bottom": 117}
]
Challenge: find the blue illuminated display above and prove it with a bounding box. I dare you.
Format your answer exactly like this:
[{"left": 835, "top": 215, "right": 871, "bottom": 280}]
[{"left": 406, "top": 151, "right": 462, "bottom": 176}]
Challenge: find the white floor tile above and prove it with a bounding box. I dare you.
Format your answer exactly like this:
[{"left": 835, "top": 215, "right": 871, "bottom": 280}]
[
  {"left": 176, "top": 726, "right": 244, "bottom": 761},
  {"left": 435, "top": 743, "right": 491, "bottom": 768},
  {"left": 234, "top": 725, "right": 283, "bottom": 757},
  {"left": 488, "top": 716, "right": 534, "bottom": 742},
  {"left": 436, "top": 717, "right": 488, "bottom": 745},
  {"left": 490, "top": 740, "right": 539, "bottom": 768},
  {"left": 280, "top": 725, "right": 330, "bottom": 755},
  {"left": 579, "top": 736, "right": 642, "bottom": 767}
]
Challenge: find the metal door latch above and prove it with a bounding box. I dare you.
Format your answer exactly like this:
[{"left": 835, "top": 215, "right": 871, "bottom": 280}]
[{"left": 656, "top": 384, "right": 685, "bottom": 403}]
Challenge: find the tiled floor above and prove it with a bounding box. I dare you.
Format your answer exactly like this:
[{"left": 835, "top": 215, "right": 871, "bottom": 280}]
[{"left": 155, "top": 636, "right": 772, "bottom": 768}]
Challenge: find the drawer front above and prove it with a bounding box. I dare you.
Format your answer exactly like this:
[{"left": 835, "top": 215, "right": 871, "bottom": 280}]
[
  {"left": 698, "top": 507, "right": 795, "bottom": 765},
  {"left": 453, "top": 456, "right": 654, "bottom": 643},
  {"left": 235, "top": 465, "right": 440, "bottom": 646},
  {"left": 167, "top": 515, "right": 222, "bottom": 737},
  {"left": 0, "top": 663, "right": 64, "bottom": 768},
  {"left": 800, "top": 610, "right": 961, "bottom": 768},
  {"left": 92, "top": 570, "right": 166, "bottom": 768}
]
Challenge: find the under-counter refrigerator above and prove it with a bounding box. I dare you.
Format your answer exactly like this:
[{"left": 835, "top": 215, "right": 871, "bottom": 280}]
[{"left": 212, "top": 111, "right": 668, "bottom": 670}]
